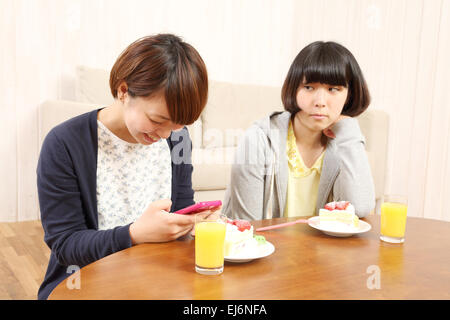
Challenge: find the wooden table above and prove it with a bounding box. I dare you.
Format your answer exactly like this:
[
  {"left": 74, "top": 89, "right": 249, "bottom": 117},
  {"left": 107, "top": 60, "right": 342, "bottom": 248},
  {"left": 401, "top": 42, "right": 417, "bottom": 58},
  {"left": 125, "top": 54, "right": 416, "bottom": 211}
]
[{"left": 49, "top": 215, "right": 450, "bottom": 300}]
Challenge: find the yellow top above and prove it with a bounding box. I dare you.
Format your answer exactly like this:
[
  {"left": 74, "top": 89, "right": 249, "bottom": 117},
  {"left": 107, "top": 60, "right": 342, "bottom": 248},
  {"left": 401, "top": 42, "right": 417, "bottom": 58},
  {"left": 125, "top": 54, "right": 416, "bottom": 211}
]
[{"left": 284, "top": 121, "right": 325, "bottom": 217}]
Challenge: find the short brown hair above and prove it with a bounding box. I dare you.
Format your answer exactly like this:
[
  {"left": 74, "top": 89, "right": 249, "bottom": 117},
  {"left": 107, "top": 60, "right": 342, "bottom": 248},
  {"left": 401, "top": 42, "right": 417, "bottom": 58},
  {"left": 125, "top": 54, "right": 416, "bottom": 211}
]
[
  {"left": 281, "top": 41, "right": 370, "bottom": 117},
  {"left": 110, "top": 34, "right": 208, "bottom": 125}
]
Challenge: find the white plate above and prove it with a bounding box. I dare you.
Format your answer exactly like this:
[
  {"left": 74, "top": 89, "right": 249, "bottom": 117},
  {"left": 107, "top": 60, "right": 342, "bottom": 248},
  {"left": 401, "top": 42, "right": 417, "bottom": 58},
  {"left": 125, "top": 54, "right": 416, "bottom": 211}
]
[
  {"left": 224, "top": 241, "right": 275, "bottom": 263},
  {"left": 307, "top": 216, "right": 371, "bottom": 237}
]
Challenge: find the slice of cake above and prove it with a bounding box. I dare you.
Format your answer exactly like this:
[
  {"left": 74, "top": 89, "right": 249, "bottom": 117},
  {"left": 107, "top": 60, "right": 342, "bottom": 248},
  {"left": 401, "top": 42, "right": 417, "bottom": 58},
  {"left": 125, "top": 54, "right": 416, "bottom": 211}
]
[
  {"left": 224, "top": 219, "right": 266, "bottom": 257},
  {"left": 319, "top": 201, "right": 359, "bottom": 231}
]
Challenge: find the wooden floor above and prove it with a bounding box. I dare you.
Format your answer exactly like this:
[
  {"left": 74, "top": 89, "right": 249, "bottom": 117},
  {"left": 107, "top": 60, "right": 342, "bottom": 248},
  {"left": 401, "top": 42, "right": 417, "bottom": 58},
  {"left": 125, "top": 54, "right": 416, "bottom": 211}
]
[{"left": 0, "top": 220, "right": 50, "bottom": 300}]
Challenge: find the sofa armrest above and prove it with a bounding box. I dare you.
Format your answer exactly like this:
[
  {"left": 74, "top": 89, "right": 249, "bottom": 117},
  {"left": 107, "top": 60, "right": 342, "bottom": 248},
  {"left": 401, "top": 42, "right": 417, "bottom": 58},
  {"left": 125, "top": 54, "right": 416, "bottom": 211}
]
[{"left": 38, "top": 100, "right": 100, "bottom": 147}]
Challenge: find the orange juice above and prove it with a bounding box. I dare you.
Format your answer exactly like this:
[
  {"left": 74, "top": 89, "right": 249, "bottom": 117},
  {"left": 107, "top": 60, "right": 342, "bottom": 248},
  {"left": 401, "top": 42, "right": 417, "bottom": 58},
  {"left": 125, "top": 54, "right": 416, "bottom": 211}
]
[
  {"left": 381, "top": 202, "right": 407, "bottom": 238},
  {"left": 195, "top": 222, "right": 226, "bottom": 269}
]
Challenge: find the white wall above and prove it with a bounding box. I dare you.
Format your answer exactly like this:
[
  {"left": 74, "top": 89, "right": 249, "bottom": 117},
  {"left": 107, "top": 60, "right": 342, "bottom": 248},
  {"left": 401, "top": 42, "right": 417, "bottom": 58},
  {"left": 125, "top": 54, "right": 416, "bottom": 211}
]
[{"left": 1, "top": 0, "right": 449, "bottom": 221}]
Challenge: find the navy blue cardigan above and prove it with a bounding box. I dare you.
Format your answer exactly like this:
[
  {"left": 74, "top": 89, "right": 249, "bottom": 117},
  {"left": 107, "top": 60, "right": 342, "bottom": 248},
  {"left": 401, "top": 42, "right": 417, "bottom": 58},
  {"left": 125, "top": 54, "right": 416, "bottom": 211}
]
[{"left": 37, "top": 109, "right": 195, "bottom": 300}]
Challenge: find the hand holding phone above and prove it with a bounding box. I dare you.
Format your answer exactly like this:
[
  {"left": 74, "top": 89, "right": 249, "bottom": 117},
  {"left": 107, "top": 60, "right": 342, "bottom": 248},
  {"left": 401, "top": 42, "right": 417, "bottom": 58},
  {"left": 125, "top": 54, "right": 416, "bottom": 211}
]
[{"left": 174, "top": 200, "right": 222, "bottom": 215}]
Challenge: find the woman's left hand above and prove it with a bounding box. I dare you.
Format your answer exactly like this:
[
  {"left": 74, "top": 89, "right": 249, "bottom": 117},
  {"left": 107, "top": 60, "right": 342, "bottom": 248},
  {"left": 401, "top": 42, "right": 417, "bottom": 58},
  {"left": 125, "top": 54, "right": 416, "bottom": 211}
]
[{"left": 323, "top": 115, "right": 351, "bottom": 139}]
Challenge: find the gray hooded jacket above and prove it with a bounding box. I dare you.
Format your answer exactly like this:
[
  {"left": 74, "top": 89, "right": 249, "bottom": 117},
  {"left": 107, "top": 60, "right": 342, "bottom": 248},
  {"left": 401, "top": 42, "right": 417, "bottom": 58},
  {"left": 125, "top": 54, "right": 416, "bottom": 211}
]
[{"left": 223, "top": 111, "right": 375, "bottom": 220}]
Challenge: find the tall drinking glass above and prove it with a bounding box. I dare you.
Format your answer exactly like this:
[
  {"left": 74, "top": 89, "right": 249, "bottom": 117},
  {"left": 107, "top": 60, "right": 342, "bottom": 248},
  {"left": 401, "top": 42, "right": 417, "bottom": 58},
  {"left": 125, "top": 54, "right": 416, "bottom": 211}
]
[
  {"left": 195, "top": 212, "right": 226, "bottom": 275},
  {"left": 380, "top": 195, "right": 408, "bottom": 243}
]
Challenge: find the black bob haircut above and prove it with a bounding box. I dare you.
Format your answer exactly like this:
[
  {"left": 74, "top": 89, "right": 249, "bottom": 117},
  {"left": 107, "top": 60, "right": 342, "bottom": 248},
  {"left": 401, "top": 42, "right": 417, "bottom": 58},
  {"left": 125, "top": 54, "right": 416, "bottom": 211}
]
[{"left": 281, "top": 41, "right": 370, "bottom": 117}]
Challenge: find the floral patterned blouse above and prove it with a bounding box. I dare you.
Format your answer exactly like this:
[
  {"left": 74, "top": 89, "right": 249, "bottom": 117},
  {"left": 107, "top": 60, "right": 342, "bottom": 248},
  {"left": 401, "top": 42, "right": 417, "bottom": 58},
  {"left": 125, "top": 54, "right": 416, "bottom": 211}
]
[{"left": 96, "top": 120, "right": 172, "bottom": 230}]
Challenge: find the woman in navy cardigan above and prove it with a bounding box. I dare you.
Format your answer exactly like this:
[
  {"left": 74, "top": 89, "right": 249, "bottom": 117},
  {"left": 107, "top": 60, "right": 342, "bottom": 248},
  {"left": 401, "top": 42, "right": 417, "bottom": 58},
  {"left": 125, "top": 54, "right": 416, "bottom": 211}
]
[{"left": 37, "top": 34, "right": 209, "bottom": 299}]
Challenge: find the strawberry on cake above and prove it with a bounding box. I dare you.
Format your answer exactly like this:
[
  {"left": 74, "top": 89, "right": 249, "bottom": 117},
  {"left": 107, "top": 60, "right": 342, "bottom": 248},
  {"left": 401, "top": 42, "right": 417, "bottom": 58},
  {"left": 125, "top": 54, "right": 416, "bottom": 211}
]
[
  {"left": 224, "top": 219, "right": 266, "bottom": 257},
  {"left": 319, "top": 201, "right": 359, "bottom": 231}
]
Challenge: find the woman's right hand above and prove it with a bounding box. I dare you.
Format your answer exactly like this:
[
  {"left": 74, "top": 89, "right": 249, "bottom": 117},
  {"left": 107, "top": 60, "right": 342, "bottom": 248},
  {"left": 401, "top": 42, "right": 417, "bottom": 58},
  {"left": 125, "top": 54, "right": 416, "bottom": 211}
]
[
  {"left": 129, "top": 199, "right": 196, "bottom": 245},
  {"left": 322, "top": 115, "right": 351, "bottom": 139}
]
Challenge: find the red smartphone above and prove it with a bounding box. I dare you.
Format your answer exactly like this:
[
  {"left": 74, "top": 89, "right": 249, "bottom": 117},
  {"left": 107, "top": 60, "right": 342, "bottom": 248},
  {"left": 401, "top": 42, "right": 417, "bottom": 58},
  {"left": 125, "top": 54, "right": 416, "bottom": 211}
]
[{"left": 174, "top": 200, "right": 222, "bottom": 215}]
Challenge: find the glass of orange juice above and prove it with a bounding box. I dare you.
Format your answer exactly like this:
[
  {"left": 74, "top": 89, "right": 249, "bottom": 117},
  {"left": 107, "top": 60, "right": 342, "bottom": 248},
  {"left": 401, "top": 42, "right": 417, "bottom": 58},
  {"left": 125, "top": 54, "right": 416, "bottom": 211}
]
[
  {"left": 380, "top": 195, "right": 408, "bottom": 243},
  {"left": 195, "top": 212, "right": 227, "bottom": 275}
]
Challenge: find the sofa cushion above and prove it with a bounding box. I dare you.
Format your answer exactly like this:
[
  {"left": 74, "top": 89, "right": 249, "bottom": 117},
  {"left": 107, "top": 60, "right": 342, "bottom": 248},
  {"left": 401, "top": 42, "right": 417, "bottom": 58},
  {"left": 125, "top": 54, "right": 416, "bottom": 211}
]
[
  {"left": 357, "top": 109, "right": 389, "bottom": 201},
  {"left": 194, "top": 189, "right": 227, "bottom": 203},
  {"left": 201, "top": 81, "right": 283, "bottom": 148},
  {"left": 191, "top": 147, "right": 235, "bottom": 190}
]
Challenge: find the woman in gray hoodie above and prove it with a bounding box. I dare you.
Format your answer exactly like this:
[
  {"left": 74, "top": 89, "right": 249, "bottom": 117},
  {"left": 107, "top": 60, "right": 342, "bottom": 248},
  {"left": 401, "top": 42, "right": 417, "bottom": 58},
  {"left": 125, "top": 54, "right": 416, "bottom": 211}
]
[{"left": 223, "top": 41, "right": 375, "bottom": 221}]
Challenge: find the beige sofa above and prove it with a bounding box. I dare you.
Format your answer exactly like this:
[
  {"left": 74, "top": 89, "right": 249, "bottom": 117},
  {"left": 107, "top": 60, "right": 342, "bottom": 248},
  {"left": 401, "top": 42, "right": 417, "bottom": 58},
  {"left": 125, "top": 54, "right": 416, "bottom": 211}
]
[{"left": 39, "top": 66, "right": 388, "bottom": 213}]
